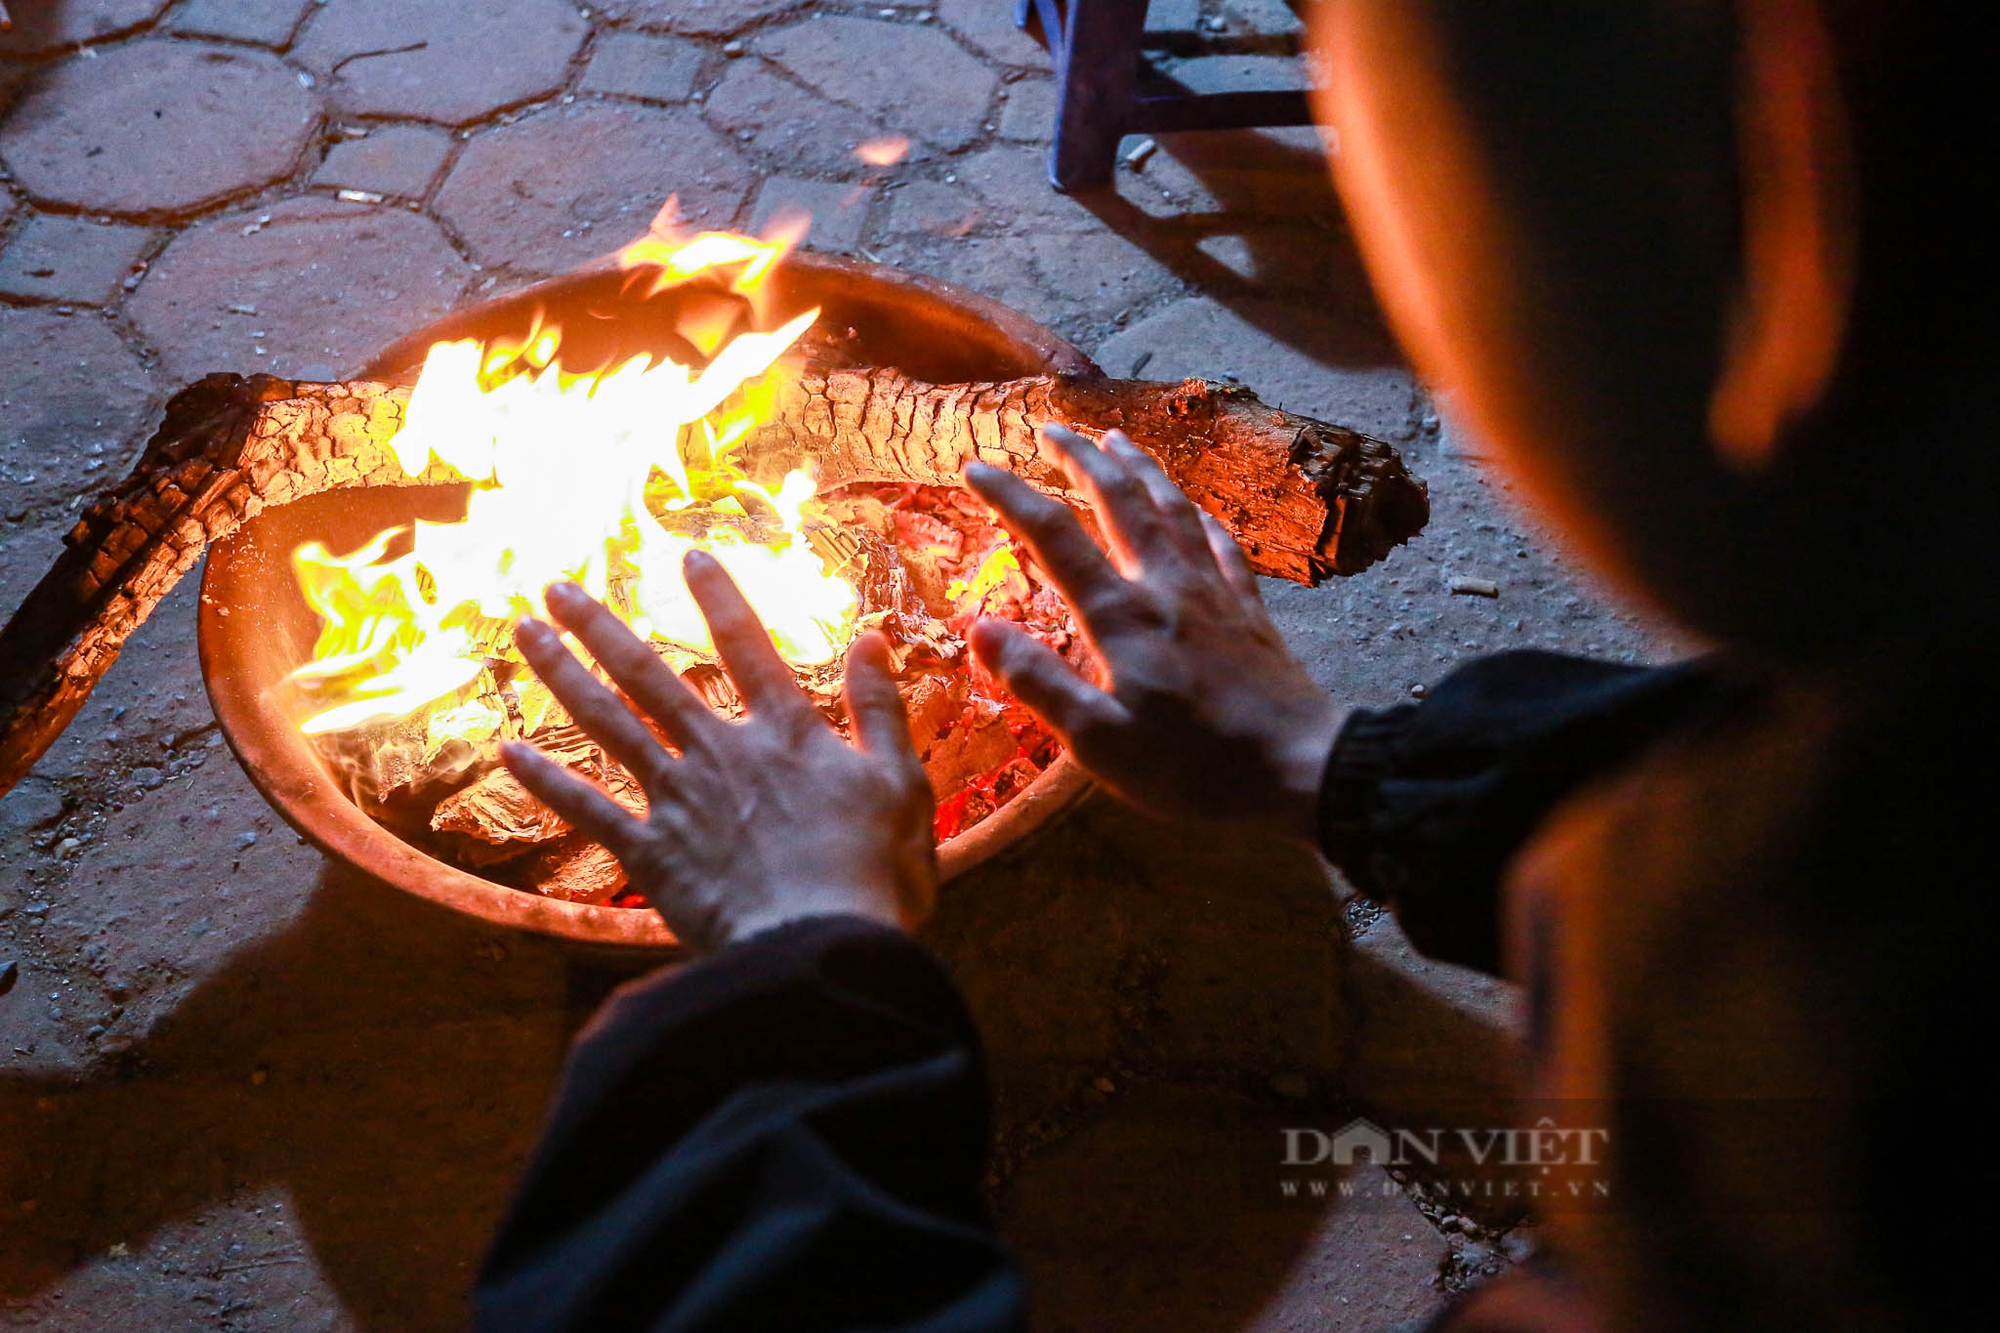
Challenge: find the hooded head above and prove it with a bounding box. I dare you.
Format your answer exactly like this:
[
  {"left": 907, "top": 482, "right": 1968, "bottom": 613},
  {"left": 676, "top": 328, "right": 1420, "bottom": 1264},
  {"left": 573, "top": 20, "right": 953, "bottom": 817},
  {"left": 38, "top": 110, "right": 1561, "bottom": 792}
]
[{"left": 1313, "top": 1, "right": 1999, "bottom": 662}]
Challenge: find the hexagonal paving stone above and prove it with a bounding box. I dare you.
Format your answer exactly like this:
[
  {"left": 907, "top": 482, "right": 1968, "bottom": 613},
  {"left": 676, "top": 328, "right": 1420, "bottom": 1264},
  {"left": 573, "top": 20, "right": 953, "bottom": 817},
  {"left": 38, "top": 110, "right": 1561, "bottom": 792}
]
[
  {"left": 579, "top": 31, "right": 704, "bottom": 104},
  {"left": 934, "top": 0, "right": 1050, "bottom": 68},
  {"left": 310, "top": 124, "right": 454, "bottom": 199},
  {"left": 997, "top": 78, "right": 1055, "bottom": 142},
  {"left": 1024, "top": 230, "right": 1177, "bottom": 324},
  {"left": 955, "top": 144, "right": 1100, "bottom": 233},
  {"left": 167, "top": 0, "right": 317, "bottom": 47},
  {"left": 746, "top": 176, "right": 869, "bottom": 253},
  {"left": 884, "top": 180, "right": 981, "bottom": 238},
  {"left": 0, "top": 214, "right": 156, "bottom": 304},
  {"left": 0, "top": 0, "right": 169, "bottom": 57},
  {"left": 435, "top": 102, "right": 752, "bottom": 273},
  {"left": 0, "top": 307, "right": 156, "bottom": 518},
  {"left": 879, "top": 232, "right": 1070, "bottom": 332},
  {"left": 702, "top": 59, "right": 900, "bottom": 179},
  {"left": 0, "top": 42, "right": 318, "bottom": 218},
  {"left": 755, "top": 17, "right": 998, "bottom": 152},
  {"left": 592, "top": 0, "right": 802, "bottom": 37},
  {"left": 125, "top": 197, "right": 474, "bottom": 382},
  {"left": 291, "top": 0, "right": 587, "bottom": 126},
  {"left": 1095, "top": 296, "right": 1417, "bottom": 440}
]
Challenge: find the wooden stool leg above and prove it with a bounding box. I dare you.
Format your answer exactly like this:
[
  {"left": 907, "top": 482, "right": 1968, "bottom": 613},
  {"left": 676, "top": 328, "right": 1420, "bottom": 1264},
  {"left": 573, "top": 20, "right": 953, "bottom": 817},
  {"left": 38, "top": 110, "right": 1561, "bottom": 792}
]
[{"left": 1048, "top": 0, "right": 1151, "bottom": 191}]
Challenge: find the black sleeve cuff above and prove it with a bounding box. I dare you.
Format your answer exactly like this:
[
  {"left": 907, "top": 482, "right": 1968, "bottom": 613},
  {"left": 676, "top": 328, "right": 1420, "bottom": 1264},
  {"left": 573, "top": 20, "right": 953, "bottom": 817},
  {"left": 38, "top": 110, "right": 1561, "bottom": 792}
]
[
  {"left": 1317, "top": 651, "right": 1721, "bottom": 973},
  {"left": 1317, "top": 701, "right": 1418, "bottom": 878}
]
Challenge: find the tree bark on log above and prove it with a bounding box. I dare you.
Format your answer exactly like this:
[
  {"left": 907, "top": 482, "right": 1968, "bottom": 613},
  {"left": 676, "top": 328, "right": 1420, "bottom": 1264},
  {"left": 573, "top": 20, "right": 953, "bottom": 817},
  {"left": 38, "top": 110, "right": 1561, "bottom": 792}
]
[
  {"left": 747, "top": 368, "right": 1428, "bottom": 583},
  {"left": 0, "top": 368, "right": 1426, "bottom": 797},
  {"left": 0, "top": 374, "right": 457, "bottom": 798}
]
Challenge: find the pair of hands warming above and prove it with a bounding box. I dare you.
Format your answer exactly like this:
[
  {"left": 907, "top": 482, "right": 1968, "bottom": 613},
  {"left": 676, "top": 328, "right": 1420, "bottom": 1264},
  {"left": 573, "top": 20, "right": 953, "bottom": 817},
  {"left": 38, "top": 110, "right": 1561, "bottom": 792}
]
[{"left": 503, "top": 425, "right": 1345, "bottom": 953}]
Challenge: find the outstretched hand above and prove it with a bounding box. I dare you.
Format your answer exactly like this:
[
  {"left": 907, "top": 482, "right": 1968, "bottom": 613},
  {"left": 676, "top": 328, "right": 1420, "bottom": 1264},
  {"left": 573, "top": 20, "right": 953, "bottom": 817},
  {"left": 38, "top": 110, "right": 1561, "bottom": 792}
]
[
  {"left": 501, "top": 553, "right": 936, "bottom": 954},
  {"left": 965, "top": 425, "right": 1344, "bottom": 845}
]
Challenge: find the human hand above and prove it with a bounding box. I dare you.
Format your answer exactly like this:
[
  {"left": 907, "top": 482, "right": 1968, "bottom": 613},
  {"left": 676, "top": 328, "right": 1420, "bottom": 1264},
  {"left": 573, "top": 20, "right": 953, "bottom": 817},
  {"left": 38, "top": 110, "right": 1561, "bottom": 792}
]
[
  {"left": 500, "top": 553, "right": 936, "bottom": 954},
  {"left": 964, "top": 425, "right": 1345, "bottom": 845}
]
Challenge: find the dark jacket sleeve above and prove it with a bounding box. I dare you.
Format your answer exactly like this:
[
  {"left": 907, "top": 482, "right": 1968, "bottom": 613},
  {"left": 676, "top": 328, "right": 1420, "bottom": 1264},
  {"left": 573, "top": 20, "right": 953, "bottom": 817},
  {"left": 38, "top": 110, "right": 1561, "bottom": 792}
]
[
  {"left": 1318, "top": 650, "right": 1717, "bottom": 974},
  {"left": 474, "top": 913, "right": 1024, "bottom": 1333}
]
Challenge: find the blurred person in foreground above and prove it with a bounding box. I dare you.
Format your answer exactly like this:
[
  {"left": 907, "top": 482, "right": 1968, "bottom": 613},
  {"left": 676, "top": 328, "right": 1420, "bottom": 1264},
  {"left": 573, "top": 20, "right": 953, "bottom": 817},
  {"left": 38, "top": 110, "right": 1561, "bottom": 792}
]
[{"left": 472, "top": 2, "right": 1992, "bottom": 1329}]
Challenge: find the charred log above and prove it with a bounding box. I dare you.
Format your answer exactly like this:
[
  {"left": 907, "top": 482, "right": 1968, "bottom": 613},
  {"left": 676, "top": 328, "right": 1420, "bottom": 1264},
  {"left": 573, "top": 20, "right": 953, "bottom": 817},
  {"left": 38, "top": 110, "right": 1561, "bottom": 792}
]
[
  {"left": 0, "top": 375, "right": 456, "bottom": 797},
  {"left": 745, "top": 369, "right": 1428, "bottom": 583},
  {"left": 521, "top": 839, "right": 627, "bottom": 905},
  {"left": 0, "top": 367, "right": 1425, "bottom": 796}
]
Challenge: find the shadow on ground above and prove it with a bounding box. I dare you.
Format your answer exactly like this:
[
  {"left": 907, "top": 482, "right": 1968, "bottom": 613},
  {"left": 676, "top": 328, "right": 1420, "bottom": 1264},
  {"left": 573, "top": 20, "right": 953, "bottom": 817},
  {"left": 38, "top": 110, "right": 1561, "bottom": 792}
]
[
  {"left": 2, "top": 793, "right": 1391, "bottom": 1331},
  {"left": 0, "top": 862, "right": 600, "bottom": 1328},
  {"left": 1081, "top": 126, "right": 1405, "bottom": 373},
  {"left": 930, "top": 793, "right": 1370, "bottom": 1332}
]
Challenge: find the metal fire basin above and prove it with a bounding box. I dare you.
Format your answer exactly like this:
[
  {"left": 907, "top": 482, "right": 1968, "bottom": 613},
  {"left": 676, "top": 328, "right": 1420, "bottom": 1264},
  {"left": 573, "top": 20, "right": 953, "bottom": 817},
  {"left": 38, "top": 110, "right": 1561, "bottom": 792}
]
[{"left": 197, "top": 251, "right": 1095, "bottom": 952}]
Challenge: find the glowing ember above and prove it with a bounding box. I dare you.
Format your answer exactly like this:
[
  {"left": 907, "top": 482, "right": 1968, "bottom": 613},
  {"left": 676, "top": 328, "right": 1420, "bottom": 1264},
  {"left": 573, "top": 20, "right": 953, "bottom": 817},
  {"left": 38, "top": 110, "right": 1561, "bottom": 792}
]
[
  {"left": 854, "top": 136, "right": 911, "bottom": 166},
  {"left": 944, "top": 546, "right": 1026, "bottom": 610},
  {"left": 287, "top": 224, "right": 859, "bottom": 739}
]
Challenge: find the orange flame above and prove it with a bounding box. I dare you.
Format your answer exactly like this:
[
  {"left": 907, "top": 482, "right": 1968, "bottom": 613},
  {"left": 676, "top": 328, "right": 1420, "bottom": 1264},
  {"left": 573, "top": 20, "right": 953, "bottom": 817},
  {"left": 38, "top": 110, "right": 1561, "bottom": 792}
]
[
  {"left": 945, "top": 546, "right": 1024, "bottom": 609},
  {"left": 855, "top": 136, "right": 911, "bottom": 166},
  {"left": 288, "top": 220, "right": 857, "bottom": 738}
]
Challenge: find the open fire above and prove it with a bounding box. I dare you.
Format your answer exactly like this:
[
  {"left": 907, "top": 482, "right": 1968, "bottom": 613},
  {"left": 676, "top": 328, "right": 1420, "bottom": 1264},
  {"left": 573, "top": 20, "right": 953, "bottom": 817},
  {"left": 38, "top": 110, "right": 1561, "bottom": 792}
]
[
  {"left": 0, "top": 206, "right": 1424, "bottom": 936},
  {"left": 288, "top": 223, "right": 856, "bottom": 739},
  {"left": 283, "top": 215, "right": 1085, "bottom": 905}
]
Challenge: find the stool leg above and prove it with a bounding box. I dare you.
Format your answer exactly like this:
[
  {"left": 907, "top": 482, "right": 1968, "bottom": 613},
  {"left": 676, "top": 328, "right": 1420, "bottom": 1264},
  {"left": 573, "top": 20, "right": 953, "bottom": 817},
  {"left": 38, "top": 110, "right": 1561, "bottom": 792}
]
[{"left": 1049, "top": 0, "right": 1151, "bottom": 191}]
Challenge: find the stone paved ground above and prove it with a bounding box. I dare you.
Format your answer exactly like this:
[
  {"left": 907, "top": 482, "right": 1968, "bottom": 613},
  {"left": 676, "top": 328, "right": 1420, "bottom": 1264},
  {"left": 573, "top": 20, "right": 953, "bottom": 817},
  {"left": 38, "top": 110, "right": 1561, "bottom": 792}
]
[{"left": 3, "top": 2, "right": 1681, "bottom": 1328}]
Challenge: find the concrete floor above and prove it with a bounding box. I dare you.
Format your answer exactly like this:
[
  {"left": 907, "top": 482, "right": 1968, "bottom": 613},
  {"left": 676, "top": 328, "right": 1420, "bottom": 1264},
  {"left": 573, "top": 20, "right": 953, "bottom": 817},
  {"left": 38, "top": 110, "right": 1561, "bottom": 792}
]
[{"left": 4, "top": 2, "right": 1681, "bottom": 1328}]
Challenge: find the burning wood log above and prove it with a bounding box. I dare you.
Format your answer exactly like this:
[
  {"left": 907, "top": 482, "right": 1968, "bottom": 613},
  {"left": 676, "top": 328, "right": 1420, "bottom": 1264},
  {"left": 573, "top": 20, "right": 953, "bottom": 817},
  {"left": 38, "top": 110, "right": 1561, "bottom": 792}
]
[
  {"left": 747, "top": 368, "right": 1428, "bottom": 583},
  {"left": 0, "top": 366, "right": 1425, "bottom": 797},
  {"left": 433, "top": 766, "right": 578, "bottom": 847},
  {"left": 0, "top": 375, "right": 457, "bottom": 799}
]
